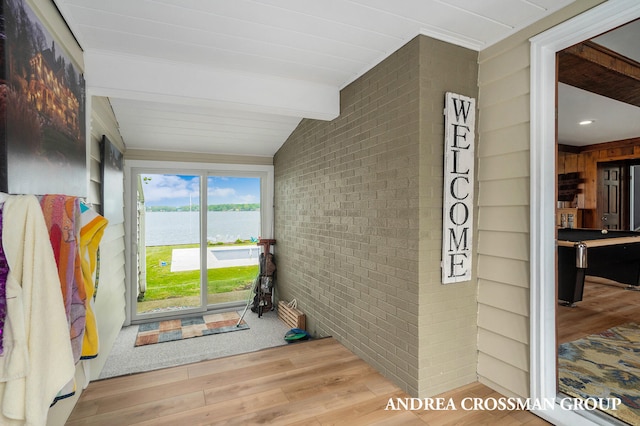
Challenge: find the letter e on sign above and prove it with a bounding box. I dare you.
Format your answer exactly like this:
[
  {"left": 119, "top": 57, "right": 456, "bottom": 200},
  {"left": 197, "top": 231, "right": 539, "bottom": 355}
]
[{"left": 442, "top": 92, "right": 475, "bottom": 284}]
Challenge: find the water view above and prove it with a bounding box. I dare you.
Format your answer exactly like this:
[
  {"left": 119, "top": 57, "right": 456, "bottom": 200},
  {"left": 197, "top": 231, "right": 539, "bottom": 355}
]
[{"left": 145, "top": 211, "right": 261, "bottom": 246}]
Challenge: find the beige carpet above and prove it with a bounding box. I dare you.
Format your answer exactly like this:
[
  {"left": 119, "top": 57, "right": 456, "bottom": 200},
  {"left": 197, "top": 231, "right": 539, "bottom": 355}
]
[{"left": 99, "top": 309, "right": 290, "bottom": 379}]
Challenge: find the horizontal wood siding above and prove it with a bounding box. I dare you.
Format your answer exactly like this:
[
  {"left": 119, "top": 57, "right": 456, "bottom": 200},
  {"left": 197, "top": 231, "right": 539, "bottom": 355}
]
[
  {"left": 478, "top": 280, "right": 529, "bottom": 316},
  {"left": 47, "top": 97, "right": 127, "bottom": 425},
  {"left": 87, "top": 96, "right": 127, "bottom": 380},
  {"left": 476, "top": 0, "right": 605, "bottom": 399},
  {"left": 478, "top": 328, "right": 529, "bottom": 371}
]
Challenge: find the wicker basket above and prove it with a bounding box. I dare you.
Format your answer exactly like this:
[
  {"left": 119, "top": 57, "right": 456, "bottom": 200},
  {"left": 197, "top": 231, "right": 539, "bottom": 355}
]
[{"left": 278, "top": 301, "right": 306, "bottom": 330}]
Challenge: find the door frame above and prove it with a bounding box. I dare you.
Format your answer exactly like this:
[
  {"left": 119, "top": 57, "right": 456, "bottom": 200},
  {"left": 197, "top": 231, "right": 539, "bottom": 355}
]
[
  {"left": 530, "top": 0, "right": 640, "bottom": 424},
  {"left": 124, "top": 159, "right": 274, "bottom": 325}
]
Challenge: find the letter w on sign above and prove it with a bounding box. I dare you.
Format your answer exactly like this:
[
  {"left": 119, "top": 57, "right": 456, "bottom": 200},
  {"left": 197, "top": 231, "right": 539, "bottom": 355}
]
[{"left": 442, "top": 92, "right": 476, "bottom": 284}]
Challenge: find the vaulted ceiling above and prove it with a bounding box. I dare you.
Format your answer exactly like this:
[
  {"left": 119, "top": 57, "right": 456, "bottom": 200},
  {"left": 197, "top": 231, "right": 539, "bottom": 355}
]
[{"left": 51, "top": 1, "right": 638, "bottom": 156}]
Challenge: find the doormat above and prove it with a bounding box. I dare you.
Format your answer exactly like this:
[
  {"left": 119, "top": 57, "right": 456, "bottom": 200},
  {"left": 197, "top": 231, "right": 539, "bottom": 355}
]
[
  {"left": 558, "top": 322, "right": 640, "bottom": 425},
  {"left": 135, "top": 311, "right": 249, "bottom": 347}
]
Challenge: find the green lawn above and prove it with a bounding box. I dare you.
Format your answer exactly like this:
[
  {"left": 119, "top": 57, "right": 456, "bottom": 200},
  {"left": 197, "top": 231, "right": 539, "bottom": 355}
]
[{"left": 142, "top": 243, "right": 259, "bottom": 301}]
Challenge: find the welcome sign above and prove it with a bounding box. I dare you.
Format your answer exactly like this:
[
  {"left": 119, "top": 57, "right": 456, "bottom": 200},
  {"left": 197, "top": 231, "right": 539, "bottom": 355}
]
[{"left": 442, "top": 92, "right": 475, "bottom": 284}]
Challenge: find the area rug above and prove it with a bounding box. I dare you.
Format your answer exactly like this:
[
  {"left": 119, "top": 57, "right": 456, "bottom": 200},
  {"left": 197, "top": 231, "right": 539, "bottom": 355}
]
[
  {"left": 558, "top": 322, "right": 640, "bottom": 425},
  {"left": 135, "top": 311, "right": 249, "bottom": 347}
]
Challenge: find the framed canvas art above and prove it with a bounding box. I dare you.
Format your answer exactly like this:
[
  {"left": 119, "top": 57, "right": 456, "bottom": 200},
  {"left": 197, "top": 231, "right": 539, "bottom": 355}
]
[{"left": 0, "top": 0, "right": 87, "bottom": 196}]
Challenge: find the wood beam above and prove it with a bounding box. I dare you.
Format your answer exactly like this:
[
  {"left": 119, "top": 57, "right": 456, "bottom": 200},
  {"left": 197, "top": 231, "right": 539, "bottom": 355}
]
[
  {"left": 574, "top": 136, "right": 640, "bottom": 153},
  {"left": 558, "top": 144, "right": 582, "bottom": 154},
  {"left": 558, "top": 40, "right": 640, "bottom": 107}
]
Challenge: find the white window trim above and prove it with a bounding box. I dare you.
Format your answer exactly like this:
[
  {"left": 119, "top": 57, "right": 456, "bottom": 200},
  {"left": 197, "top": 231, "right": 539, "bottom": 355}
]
[
  {"left": 123, "top": 159, "right": 274, "bottom": 325},
  {"left": 529, "top": 1, "right": 640, "bottom": 424}
]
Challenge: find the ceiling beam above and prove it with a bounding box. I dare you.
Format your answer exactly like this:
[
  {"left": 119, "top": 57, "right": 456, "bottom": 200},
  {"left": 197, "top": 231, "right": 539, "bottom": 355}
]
[
  {"left": 571, "top": 136, "right": 640, "bottom": 153},
  {"left": 558, "top": 40, "right": 640, "bottom": 107},
  {"left": 83, "top": 50, "right": 339, "bottom": 121}
]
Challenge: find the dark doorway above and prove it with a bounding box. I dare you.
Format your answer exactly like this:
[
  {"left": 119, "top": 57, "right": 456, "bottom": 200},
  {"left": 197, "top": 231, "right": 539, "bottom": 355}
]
[
  {"left": 597, "top": 163, "right": 623, "bottom": 229},
  {"left": 597, "top": 161, "right": 640, "bottom": 230}
]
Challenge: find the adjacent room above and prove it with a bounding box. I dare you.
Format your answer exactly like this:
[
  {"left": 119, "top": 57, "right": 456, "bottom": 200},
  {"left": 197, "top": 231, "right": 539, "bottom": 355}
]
[{"left": 554, "top": 18, "right": 640, "bottom": 426}]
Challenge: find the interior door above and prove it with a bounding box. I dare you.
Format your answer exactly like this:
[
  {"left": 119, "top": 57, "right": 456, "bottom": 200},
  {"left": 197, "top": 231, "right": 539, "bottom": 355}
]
[{"left": 598, "top": 164, "right": 622, "bottom": 229}]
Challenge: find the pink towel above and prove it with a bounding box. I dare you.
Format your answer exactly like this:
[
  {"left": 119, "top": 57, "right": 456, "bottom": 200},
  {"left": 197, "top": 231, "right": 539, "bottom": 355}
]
[{"left": 39, "top": 195, "right": 85, "bottom": 363}]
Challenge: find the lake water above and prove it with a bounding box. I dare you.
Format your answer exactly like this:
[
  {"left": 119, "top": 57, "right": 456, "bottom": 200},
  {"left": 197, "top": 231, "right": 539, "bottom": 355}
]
[{"left": 144, "top": 211, "right": 261, "bottom": 246}]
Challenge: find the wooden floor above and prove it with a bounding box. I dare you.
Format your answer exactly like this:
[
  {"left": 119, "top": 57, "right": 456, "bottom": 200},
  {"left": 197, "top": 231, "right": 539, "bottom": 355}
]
[
  {"left": 66, "top": 278, "right": 640, "bottom": 425},
  {"left": 67, "top": 337, "right": 549, "bottom": 425},
  {"left": 557, "top": 277, "right": 640, "bottom": 344}
]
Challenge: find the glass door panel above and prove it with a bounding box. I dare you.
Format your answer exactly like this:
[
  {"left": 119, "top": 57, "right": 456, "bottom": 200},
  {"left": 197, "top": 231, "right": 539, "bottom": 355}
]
[
  {"left": 136, "top": 173, "right": 204, "bottom": 316},
  {"left": 206, "top": 175, "right": 261, "bottom": 306}
]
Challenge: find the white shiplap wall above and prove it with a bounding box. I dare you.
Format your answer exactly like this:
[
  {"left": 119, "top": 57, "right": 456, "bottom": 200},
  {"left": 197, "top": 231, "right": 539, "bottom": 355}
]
[
  {"left": 47, "top": 97, "right": 126, "bottom": 425},
  {"left": 86, "top": 96, "right": 127, "bottom": 381}
]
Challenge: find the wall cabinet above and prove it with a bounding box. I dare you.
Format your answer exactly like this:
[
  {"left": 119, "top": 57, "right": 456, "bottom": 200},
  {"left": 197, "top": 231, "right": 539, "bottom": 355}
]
[{"left": 556, "top": 208, "right": 583, "bottom": 228}]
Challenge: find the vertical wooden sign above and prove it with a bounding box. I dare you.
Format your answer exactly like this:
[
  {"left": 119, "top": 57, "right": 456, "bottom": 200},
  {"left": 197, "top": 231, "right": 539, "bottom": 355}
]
[{"left": 442, "top": 92, "right": 475, "bottom": 284}]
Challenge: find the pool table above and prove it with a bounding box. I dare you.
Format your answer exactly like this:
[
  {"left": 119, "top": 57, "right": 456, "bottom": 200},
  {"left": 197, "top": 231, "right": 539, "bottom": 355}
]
[{"left": 557, "top": 228, "right": 640, "bottom": 305}]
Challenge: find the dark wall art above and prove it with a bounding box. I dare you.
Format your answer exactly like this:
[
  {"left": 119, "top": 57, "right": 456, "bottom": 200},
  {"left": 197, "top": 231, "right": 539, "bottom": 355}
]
[
  {"left": 100, "top": 135, "right": 124, "bottom": 224},
  {"left": 1, "top": 0, "right": 87, "bottom": 196}
]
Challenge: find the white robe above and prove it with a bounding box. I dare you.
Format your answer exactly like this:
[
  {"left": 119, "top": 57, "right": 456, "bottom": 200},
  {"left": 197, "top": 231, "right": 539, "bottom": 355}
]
[{"left": 0, "top": 195, "right": 75, "bottom": 426}]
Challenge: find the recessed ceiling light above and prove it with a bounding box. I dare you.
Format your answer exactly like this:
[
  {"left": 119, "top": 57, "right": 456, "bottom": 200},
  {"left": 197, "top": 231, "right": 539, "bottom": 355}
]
[{"left": 579, "top": 120, "right": 595, "bottom": 125}]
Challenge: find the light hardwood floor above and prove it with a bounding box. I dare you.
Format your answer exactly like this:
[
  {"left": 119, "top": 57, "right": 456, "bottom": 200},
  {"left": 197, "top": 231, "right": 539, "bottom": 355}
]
[
  {"left": 67, "top": 337, "right": 549, "bottom": 425},
  {"left": 67, "top": 278, "right": 639, "bottom": 425},
  {"left": 557, "top": 277, "right": 640, "bottom": 344}
]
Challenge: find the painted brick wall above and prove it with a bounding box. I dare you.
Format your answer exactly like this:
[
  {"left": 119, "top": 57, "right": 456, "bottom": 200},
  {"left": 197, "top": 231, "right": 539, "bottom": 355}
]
[
  {"left": 274, "top": 35, "right": 478, "bottom": 396},
  {"left": 417, "top": 37, "right": 479, "bottom": 396}
]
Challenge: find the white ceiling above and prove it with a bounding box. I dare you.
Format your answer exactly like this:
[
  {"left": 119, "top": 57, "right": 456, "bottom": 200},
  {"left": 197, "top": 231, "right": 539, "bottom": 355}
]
[
  {"left": 51, "top": 0, "right": 635, "bottom": 156},
  {"left": 558, "top": 83, "right": 640, "bottom": 146},
  {"left": 558, "top": 18, "right": 640, "bottom": 146}
]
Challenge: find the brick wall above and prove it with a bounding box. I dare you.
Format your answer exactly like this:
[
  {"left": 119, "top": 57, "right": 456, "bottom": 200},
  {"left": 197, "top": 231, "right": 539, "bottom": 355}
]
[
  {"left": 274, "top": 35, "right": 478, "bottom": 396},
  {"left": 417, "top": 37, "right": 479, "bottom": 396}
]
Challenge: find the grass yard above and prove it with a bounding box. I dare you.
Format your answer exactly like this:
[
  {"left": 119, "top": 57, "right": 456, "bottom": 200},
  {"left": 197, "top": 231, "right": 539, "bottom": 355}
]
[{"left": 142, "top": 243, "right": 259, "bottom": 301}]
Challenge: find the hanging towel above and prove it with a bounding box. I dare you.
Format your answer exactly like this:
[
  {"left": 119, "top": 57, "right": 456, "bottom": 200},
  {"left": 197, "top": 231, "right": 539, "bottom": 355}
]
[
  {"left": 0, "top": 205, "right": 9, "bottom": 356},
  {"left": 0, "top": 193, "right": 28, "bottom": 387},
  {"left": 39, "top": 194, "right": 85, "bottom": 363},
  {"left": 79, "top": 202, "right": 108, "bottom": 360},
  {"left": 0, "top": 195, "right": 75, "bottom": 425}
]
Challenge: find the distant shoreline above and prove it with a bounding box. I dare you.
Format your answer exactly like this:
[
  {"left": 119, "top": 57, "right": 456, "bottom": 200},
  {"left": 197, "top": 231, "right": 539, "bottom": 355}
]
[{"left": 145, "top": 203, "right": 260, "bottom": 212}]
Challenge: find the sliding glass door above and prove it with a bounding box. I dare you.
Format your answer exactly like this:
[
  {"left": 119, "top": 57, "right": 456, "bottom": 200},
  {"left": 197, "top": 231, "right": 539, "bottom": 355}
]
[
  {"left": 135, "top": 173, "right": 204, "bottom": 317},
  {"left": 130, "top": 166, "right": 267, "bottom": 323},
  {"left": 205, "top": 175, "right": 261, "bottom": 306}
]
